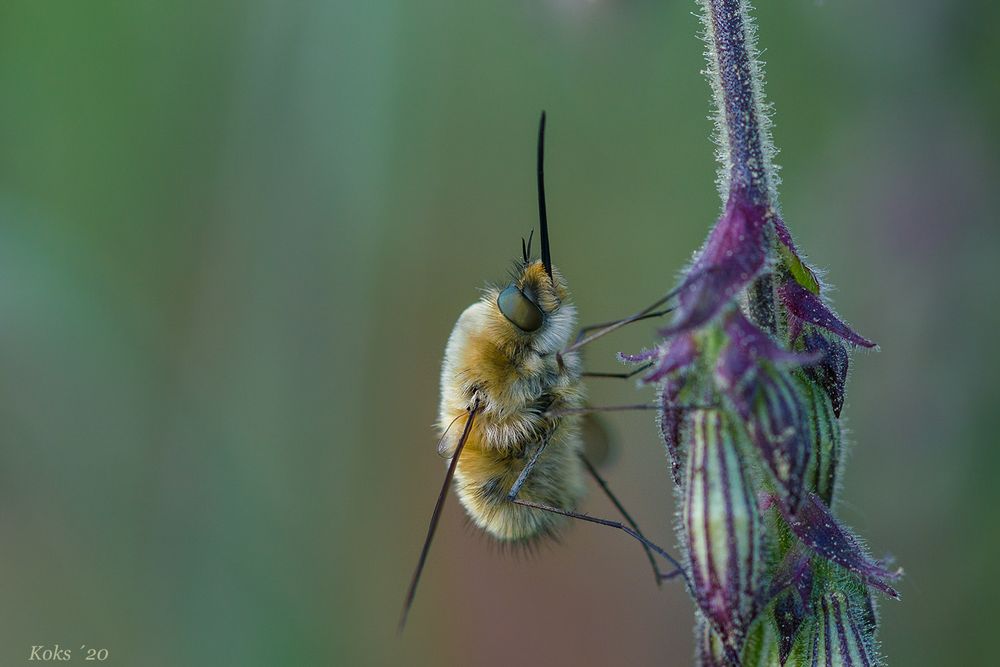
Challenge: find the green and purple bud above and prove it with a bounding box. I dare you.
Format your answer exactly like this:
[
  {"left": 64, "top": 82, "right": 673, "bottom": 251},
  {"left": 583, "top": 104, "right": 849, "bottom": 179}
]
[
  {"left": 807, "top": 591, "right": 879, "bottom": 666},
  {"left": 715, "top": 310, "right": 819, "bottom": 511},
  {"left": 696, "top": 614, "right": 732, "bottom": 666},
  {"left": 799, "top": 376, "right": 842, "bottom": 505},
  {"left": 684, "top": 409, "right": 764, "bottom": 659},
  {"left": 624, "top": 333, "right": 700, "bottom": 486}
]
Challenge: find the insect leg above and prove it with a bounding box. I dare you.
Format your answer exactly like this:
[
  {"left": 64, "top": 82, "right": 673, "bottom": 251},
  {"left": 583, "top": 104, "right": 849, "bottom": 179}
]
[
  {"left": 572, "top": 309, "right": 674, "bottom": 346},
  {"left": 508, "top": 432, "right": 553, "bottom": 501},
  {"left": 581, "top": 362, "right": 653, "bottom": 380},
  {"left": 506, "top": 424, "right": 688, "bottom": 586},
  {"left": 559, "top": 285, "right": 688, "bottom": 365},
  {"left": 399, "top": 400, "right": 481, "bottom": 632},
  {"left": 556, "top": 267, "right": 725, "bottom": 370},
  {"left": 547, "top": 403, "right": 715, "bottom": 419},
  {"left": 579, "top": 453, "right": 681, "bottom": 585},
  {"left": 507, "top": 495, "right": 689, "bottom": 589},
  {"left": 546, "top": 403, "right": 656, "bottom": 419}
]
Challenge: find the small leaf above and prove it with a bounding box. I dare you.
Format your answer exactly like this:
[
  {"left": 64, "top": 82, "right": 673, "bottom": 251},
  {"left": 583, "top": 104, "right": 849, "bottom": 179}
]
[{"left": 777, "top": 237, "right": 821, "bottom": 295}]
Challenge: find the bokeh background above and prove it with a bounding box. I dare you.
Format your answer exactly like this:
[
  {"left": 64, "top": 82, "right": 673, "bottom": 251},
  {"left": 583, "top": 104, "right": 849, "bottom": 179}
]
[{"left": 0, "top": 1, "right": 996, "bottom": 665}]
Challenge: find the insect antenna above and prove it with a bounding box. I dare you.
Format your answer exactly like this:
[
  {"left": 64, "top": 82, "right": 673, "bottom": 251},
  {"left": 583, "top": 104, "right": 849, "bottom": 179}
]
[
  {"left": 536, "top": 111, "right": 553, "bottom": 281},
  {"left": 399, "top": 401, "right": 481, "bottom": 632},
  {"left": 522, "top": 229, "right": 535, "bottom": 265}
]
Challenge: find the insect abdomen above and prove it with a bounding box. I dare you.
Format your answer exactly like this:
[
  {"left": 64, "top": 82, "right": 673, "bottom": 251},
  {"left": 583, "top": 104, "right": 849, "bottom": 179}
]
[
  {"left": 438, "top": 296, "right": 586, "bottom": 541},
  {"left": 453, "top": 423, "right": 585, "bottom": 541}
]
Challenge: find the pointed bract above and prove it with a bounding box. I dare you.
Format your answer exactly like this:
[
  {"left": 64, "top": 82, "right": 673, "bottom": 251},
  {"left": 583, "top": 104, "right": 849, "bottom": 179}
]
[
  {"left": 778, "top": 493, "right": 902, "bottom": 599},
  {"left": 716, "top": 309, "right": 821, "bottom": 389},
  {"left": 778, "top": 280, "right": 876, "bottom": 349},
  {"left": 659, "top": 379, "right": 688, "bottom": 487},
  {"left": 644, "top": 332, "right": 699, "bottom": 383},
  {"left": 619, "top": 346, "right": 662, "bottom": 364},
  {"left": 774, "top": 216, "right": 821, "bottom": 295},
  {"left": 662, "top": 194, "right": 769, "bottom": 337}
]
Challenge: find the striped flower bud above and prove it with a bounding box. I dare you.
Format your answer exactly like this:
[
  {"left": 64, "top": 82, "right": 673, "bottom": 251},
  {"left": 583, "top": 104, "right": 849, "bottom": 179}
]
[
  {"left": 807, "top": 591, "right": 878, "bottom": 666},
  {"left": 715, "top": 310, "right": 819, "bottom": 511},
  {"left": 620, "top": 0, "right": 901, "bottom": 660},
  {"left": 798, "top": 375, "right": 842, "bottom": 506},
  {"left": 741, "top": 614, "right": 783, "bottom": 667},
  {"left": 697, "top": 613, "right": 784, "bottom": 666},
  {"left": 695, "top": 614, "right": 729, "bottom": 667},
  {"left": 685, "top": 409, "right": 764, "bottom": 659}
]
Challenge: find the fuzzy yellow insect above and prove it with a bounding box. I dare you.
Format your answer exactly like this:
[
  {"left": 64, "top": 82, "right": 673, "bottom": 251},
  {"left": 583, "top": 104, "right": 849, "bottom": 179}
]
[
  {"left": 438, "top": 254, "right": 584, "bottom": 540},
  {"left": 399, "top": 113, "right": 685, "bottom": 631}
]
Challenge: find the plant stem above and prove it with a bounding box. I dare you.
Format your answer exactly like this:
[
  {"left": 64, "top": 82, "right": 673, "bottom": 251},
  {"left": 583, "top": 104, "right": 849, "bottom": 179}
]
[
  {"left": 703, "top": 0, "right": 774, "bottom": 207},
  {"left": 702, "top": 0, "right": 780, "bottom": 333}
]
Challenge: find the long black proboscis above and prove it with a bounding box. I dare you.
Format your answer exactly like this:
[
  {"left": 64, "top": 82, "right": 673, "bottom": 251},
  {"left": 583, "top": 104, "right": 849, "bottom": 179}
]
[
  {"left": 398, "top": 402, "right": 480, "bottom": 633},
  {"left": 537, "top": 111, "right": 552, "bottom": 280}
]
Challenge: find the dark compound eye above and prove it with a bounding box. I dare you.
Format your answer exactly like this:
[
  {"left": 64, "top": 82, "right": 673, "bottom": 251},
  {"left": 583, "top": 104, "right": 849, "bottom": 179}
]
[{"left": 497, "top": 284, "right": 543, "bottom": 332}]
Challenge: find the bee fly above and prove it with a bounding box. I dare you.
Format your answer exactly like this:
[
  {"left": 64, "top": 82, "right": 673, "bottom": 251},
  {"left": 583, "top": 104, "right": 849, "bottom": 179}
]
[{"left": 400, "top": 113, "right": 688, "bottom": 631}]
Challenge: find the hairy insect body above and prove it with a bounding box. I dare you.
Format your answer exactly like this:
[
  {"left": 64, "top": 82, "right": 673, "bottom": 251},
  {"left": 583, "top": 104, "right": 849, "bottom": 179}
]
[
  {"left": 399, "top": 114, "right": 686, "bottom": 631},
  {"left": 438, "top": 262, "right": 585, "bottom": 541}
]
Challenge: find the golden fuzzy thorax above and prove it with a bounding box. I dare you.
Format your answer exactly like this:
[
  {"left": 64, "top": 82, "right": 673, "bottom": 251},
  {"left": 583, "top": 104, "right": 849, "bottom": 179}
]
[{"left": 438, "top": 260, "right": 585, "bottom": 541}]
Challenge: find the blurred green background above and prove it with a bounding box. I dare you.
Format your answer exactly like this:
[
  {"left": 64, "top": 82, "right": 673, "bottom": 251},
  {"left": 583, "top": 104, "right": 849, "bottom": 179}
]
[{"left": 0, "top": 1, "right": 997, "bottom": 665}]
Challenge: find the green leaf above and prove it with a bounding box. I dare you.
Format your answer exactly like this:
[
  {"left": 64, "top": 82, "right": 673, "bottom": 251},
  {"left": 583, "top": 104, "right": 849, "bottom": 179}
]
[{"left": 778, "top": 240, "right": 821, "bottom": 295}]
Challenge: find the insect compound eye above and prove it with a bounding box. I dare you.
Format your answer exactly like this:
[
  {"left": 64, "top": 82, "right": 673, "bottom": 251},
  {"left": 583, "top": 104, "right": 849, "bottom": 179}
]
[{"left": 497, "top": 284, "right": 544, "bottom": 332}]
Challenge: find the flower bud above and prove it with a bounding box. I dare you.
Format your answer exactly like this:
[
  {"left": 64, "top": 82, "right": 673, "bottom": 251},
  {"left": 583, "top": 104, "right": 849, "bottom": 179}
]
[
  {"left": 715, "top": 310, "right": 818, "bottom": 511},
  {"left": 741, "top": 614, "right": 783, "bottom": 667},
  {"left": 685, "top": 409, "right": 764, "bottom": 657},
  {"left": 695, "top": 614, "right": 729, "bottom": 667},
  {"left": 798, "top": 375, "right": 842, "bottom": 506},
  {"left": 808, "top": 591, "right": 878, "bottom": 666}
]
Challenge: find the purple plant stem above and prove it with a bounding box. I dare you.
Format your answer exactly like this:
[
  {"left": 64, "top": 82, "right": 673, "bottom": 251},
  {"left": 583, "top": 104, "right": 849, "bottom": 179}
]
[
  {"left": 705, "top": 0, "right": 772, "bottom": 207},
  {"left": 703, "top": 0, "right": 779, "bottom": 333}
]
